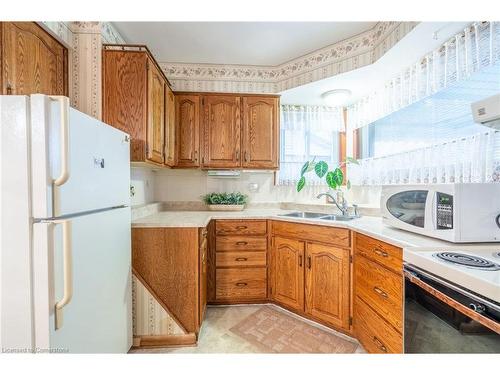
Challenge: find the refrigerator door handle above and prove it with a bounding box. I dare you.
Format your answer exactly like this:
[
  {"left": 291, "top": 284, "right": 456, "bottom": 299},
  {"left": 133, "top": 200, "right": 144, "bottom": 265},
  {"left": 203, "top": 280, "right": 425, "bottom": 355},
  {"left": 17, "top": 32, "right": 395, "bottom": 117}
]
[
  {"left": 54, "top": 219, "right": 73, "bottom": 330},
  {"left": 49, "top": 96, "right": 70, "bottom": 186}
]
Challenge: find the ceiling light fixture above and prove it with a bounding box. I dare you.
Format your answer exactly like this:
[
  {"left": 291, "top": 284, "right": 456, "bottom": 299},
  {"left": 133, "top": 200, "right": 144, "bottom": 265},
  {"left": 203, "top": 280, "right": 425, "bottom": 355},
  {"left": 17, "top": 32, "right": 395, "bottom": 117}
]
[{"left": 321, "top": 89, "right": 352, "bottom": 106}]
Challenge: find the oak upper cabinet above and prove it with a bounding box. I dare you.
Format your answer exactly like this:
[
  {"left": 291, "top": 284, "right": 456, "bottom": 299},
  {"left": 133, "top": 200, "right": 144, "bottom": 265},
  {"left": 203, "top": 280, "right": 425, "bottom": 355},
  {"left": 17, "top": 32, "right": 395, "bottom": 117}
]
[
  {"left": 242, "top": 96, "right": 279, "bottom": 169},
  {"left": 175, "top": 94, "right": 200, "bottom": 168},
  {"left": 272, "top": 236, "right": 305, "bottom": 311},
  {"left": 201, "top": 95, "right": 241, "bottom": 168},
  {"left": 1, "top": 22, "right": 68, "bottom": 96},
  {"left": 305, "top": 242, "right": 350, "bottom": 330},
  {"left": 102, "top": 45, "right": 170, "bottom": 165},
  {"left": 146, "top": 62, "right": 165, "bottom": 164},
  {"left": 165, "top": 84, "right": 176, "bottom": 166}
]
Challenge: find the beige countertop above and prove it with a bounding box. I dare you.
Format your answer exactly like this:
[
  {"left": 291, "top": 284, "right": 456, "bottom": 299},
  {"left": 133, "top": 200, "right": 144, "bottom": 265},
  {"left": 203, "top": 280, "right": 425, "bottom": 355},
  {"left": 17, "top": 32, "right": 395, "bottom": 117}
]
[{"left": 131, "top": 208, "right": 492, "bottom": 250}]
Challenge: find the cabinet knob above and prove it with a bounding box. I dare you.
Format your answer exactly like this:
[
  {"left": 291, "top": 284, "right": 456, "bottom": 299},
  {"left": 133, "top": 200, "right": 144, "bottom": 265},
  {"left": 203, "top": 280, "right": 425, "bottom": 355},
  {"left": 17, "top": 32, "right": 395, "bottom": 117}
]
[
  {"left": 373, "top": 286, "right": 388, "bottom": 299},
  {"left": 6, "top": 83, "right": 13, "bottom": 95},
  {"left": 372, "top": 336, "right": 387, "bottom": 352}
]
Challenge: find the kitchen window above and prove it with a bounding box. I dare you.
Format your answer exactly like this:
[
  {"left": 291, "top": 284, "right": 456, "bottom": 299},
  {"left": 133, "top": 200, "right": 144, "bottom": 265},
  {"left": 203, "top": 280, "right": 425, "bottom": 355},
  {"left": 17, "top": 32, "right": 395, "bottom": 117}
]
[
  {"left": 349, "top": 22, "right": 500, "bottom": 185},
  {"left": 278, "top": 105, "right": 345, "bottom": 186}
]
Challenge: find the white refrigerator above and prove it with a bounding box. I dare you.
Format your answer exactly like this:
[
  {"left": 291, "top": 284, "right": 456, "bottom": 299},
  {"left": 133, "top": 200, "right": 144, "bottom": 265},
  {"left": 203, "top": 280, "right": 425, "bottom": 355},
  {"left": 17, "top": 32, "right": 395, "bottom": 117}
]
[{"left": 0, "top": 94, "right": 132, "bottom": 353}]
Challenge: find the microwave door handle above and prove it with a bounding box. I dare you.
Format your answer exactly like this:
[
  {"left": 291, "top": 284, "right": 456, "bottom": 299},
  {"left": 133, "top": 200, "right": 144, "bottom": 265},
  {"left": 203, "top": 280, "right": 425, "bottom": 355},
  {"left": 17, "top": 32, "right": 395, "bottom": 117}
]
[
  {"left": 404, "top": 270, "right": 500, "bottom": 335},
  {"left": 429, "top": 191, "right": 435, "bottom": 230}
]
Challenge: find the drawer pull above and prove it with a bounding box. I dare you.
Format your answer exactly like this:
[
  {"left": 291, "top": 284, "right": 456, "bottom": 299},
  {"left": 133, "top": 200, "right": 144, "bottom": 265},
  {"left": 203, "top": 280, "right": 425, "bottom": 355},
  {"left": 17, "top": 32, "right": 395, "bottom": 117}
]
[
  {"left": 372, "top": 336, "right": 387, "bottom": 352},
  {"left": 235, "top": 226, "right": 248, "bottom": 230},
  {"left": 373, "top": 248, "right": 388, "bottom": 257},
  {"left": 299, "top": 255, "right": 303, "bottom": 267},
  {"left": 235, "top": 257, "right": 248, "bottom": 262},
  {"left": 373, "top": 286, "right": 388, "bottom": 298},
  {"left": 235, "top": 282, "right": 248, "bottom": 287},
  {"left": 307, "top": 256, "right": 312, "bottom": 269},
  {"left": 236, "top": 241, "right": 248, "bottom": 245}
]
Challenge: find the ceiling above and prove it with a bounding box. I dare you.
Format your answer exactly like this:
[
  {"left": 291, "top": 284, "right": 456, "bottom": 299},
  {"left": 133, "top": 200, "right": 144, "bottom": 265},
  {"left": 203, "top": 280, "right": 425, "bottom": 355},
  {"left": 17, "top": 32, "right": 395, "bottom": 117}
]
[
  {"left": 280, "top": 22, "right": 472, "bottom": 106},
  {"left": 112, "top": 22, "right": 377, "bottom": 66}
]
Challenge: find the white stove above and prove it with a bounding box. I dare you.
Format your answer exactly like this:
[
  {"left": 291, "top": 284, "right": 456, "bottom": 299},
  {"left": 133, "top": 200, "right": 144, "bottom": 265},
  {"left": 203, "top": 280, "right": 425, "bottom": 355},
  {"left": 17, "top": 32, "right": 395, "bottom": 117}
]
[{"left": 404, "top": 247, "right": 500, "bottom": 303}]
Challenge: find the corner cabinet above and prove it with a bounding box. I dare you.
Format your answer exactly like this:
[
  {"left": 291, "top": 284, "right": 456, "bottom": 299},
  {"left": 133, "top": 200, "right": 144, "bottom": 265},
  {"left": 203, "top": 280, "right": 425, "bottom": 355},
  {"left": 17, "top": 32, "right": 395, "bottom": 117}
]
[
  {"left": 1, "top": 22, "right": 68, "bottom": 96},
  {"left": 242, "top": 96, "right": 279, "bottom": 169},
  {"left": 102, "top": 45, "right": 172, "bottom": 166},
  {"left": 270, "top": 221, "right": 352, "bottom": 333}
]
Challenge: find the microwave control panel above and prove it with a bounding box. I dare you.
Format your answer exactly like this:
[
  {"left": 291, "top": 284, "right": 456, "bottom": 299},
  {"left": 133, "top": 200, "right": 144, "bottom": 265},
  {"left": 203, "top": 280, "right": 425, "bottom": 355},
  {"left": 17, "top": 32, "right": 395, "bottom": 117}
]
[{"left": 436, "top": 192, "right": 453, "bottom": 229}]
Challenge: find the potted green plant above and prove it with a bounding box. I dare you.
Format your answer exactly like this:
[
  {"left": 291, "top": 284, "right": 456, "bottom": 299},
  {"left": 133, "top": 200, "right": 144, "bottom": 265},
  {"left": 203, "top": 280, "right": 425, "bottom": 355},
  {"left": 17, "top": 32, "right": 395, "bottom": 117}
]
[
  {"left": 202, "top": 192, "right": 249, "bottom": 211},
  {"left": 296, "top": 157, "right": 358, "bottom": 192}
]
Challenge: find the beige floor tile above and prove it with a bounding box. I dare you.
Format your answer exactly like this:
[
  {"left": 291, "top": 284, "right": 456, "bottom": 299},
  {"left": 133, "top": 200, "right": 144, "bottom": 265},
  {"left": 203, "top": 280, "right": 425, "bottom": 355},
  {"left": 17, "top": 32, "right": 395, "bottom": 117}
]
[{"left": 130, "top": 304, "right": 365, "bottom": 354}]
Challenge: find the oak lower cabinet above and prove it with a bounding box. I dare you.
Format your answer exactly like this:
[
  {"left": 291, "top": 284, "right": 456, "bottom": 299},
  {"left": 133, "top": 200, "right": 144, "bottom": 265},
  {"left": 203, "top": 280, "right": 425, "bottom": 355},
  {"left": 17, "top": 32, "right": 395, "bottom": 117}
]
[
  {"left": 305, "top": 242, "right": 350, "bottom": 330},
  {"left": 102, "top": 45, "right": 171, "bottom": 166},
  {"left": 271, "top": 221, "right": 352, "bottom": 332},
  {"left": 210, "top": 220, "right": 268, "bottom": 303},
  {"left": 1, "top": 22, "right": 68, "bottom": 96},
  {"left": 131, "top": 226, "right": 207, "bottom": 342},
  {"left": 272, "top": 236, "right": 305, "bottom": 311},
  {"left": 353, "top": 233, "right": 403, "bottom": 353}
]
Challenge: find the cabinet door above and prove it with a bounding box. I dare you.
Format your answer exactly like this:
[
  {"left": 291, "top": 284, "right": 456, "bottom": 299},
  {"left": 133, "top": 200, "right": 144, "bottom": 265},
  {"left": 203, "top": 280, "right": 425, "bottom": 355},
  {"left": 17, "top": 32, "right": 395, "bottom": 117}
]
[
  {"left": 165, "top": 85, "right": 176, "bottom": 166},
  {"left": 272, "top": 236, "right": 304, "bottom": 311},
  {"left": 1, "top": 22, "right": 67, "bottom": 96},
  {"left": 146, "top": 60, "right": 165, "bottom": 164},
  {"left": 199, "top": 231, "right": 208, "bottom": 326},
  {"left": 175, "top": 95, "right": 200, "bottom": 167},
  {"left": 305, "top": 242, "right": 350, "bottom": 330},
  {"left": 102, "top": 50, "right": 147, "bottom": 162},
  {"left": 242, "top": 96, "right": 279, "bottom": 169},
  {"left": 201, "top": 95, "right": 241, "bottom": 168}
]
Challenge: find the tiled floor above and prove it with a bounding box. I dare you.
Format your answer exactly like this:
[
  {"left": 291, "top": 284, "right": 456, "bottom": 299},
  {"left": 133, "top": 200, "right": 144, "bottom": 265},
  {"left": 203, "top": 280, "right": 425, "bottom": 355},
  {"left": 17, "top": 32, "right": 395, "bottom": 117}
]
[{"left": 131, "top": 304, "right": 365, "bottom": 354}]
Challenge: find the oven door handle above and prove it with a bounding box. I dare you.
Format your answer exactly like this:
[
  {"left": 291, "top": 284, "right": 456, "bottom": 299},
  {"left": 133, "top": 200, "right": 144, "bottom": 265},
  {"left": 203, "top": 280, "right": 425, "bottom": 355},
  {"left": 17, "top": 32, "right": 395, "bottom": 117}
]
[{"left": 404, "top": 270, "right": 500, "bottom": 334}]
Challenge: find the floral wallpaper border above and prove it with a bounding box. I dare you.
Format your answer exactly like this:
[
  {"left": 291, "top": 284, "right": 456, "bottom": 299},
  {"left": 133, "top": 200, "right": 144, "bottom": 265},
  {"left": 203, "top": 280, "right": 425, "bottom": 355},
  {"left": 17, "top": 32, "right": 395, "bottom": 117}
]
[{"left": 161, "top": 22, "right": 418, "bottom": 93}]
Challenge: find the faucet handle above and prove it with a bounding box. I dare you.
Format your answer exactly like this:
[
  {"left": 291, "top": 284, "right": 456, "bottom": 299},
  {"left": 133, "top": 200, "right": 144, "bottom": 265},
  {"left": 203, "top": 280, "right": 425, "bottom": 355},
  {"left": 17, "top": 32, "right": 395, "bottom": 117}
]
[{"left": 353, "top": 204, "right": 360, "bottom": 217}]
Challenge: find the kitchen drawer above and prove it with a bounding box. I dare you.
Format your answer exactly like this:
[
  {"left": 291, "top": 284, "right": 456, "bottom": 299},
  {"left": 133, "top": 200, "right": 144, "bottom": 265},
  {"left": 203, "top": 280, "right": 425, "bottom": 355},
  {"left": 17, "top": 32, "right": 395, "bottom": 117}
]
[
  {"left": 355, "top": 297, "right": 402, "bottom": 354},
  {"left": 272, "top": 221, "right": 350, "bottom": 248},
  {"left": 216, "top": 235, "right": 267, "bottom": 252},
  {"left": 355, "top": 233, "right": 402, "bottom": 273},
  {"left": 216, "top": 251, "right": 267, "bottom": 268},
  {"left": 355, "top": 255, "right": 403, "bottom": 332},
  {"left": 215, "top": 220, "right": 267, "bottom": 236},
  {"left": 216, "top": 268, "right": 267, "bottom": 301}
]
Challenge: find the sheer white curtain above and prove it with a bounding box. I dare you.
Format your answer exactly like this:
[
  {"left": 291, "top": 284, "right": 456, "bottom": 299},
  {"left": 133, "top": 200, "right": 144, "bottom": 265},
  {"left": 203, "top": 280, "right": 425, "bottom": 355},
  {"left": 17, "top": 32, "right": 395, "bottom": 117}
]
[
  {"left": 349, "top": 131, "right": 500, "bottom": 185},
  {"left": 348, "top": 21, "right": 500, "bottom": 186},
  {"left": 348, "top": 22, "right": 500, "bottom": 129},
  {"left": 279, "top": 105, "right": 345, "bottom": 186}
]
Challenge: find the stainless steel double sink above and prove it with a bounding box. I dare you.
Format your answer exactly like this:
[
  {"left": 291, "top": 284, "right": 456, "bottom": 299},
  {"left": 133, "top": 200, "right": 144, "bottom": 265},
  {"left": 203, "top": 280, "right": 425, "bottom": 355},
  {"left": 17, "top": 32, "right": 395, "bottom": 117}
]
[{"left": 278, "top": 211, "right": 357, "bottom": 221}]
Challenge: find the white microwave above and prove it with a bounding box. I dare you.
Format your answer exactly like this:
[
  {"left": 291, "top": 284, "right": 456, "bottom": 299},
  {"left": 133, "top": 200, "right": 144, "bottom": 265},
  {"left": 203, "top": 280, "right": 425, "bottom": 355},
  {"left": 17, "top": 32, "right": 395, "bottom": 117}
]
[{"left": 381, "top": 183, "right": 500, "bottom": 243}]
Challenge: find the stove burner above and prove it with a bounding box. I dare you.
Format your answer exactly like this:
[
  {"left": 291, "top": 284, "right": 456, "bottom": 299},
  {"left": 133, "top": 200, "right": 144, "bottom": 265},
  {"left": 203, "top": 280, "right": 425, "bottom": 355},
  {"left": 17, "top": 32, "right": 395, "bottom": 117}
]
[{"left": 433, "top": 252, "right": 500, "bottom": 271}]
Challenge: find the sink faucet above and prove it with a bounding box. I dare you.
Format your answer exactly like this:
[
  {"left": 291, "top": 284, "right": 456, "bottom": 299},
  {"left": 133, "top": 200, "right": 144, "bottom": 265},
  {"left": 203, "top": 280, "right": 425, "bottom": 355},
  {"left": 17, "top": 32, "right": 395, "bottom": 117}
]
[{"left": 316, "top": 192, "right": 349, "bottom": 216}]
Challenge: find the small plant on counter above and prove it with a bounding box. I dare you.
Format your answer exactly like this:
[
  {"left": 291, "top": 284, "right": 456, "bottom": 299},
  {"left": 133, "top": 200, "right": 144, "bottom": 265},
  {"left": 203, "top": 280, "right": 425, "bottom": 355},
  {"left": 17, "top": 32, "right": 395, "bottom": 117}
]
[
  {"left": 202, "top": 192, "right": 248, "bottom": 211},
  {"left": 296, "top": 157, "right": 359, "bottom": 192}
]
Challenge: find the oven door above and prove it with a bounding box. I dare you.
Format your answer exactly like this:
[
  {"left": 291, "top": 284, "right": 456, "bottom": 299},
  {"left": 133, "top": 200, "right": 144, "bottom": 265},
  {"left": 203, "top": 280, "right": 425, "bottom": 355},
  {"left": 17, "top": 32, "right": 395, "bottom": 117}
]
[{"left": 404, "top": 265, "right": 500, "bottom": 353}]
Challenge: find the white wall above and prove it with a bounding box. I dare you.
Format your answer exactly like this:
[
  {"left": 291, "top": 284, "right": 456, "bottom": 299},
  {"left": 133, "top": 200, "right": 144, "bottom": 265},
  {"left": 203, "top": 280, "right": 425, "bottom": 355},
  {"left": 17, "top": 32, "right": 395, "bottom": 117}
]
[
  {"left": 130, "top": 168, "right": 156, "bottom": 206},
  {"left": 141, "top": 168, "right": 382, "bottom": 207}
]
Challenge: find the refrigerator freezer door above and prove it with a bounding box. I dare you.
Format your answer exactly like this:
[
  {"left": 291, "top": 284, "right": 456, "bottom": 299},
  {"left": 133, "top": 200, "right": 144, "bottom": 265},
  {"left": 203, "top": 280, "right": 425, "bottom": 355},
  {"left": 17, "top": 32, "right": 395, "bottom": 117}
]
[
  {"left": 0, "top": 95, "right": 34, "bottom": 351},
  {"left": 32, "top": 207, "right": 132, "bottom": 353},
  {"left": 30, "top": 95, "right": 130, "bottom": 219}
]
